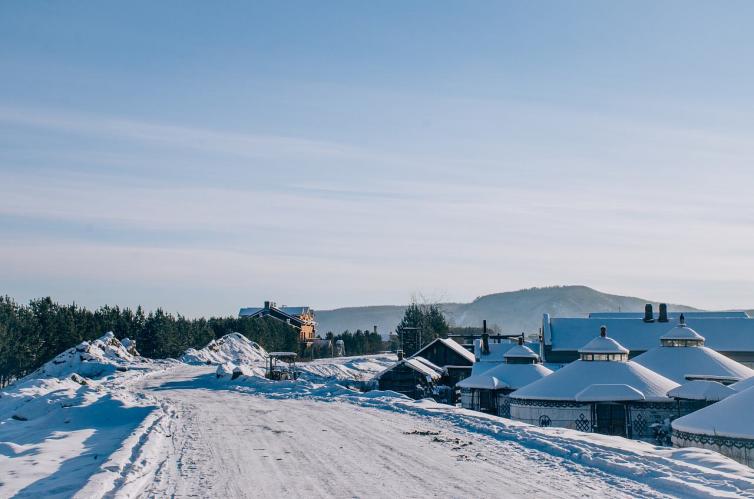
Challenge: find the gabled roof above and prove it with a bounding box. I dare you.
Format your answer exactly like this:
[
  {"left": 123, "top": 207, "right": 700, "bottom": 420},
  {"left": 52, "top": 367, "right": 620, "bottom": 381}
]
[
  {"left": 633, "top": 344, "right": 754, "bottom": 384},
  {"left": 668, "top": 380, "right": 736, "bottom": 402},
  {"left": 413, "top": 337, "right": 475, "bottom": 364},
  {"left": 510, "top": 359, "right": 678, "bottom": 402},
  {"left": 545, "top": 315, "right": 754, "bottom": 352},
  {"left": 672, "top": 385, "right": 754, "bottom": 439},
  {"left": 375, "top": 356, "right": 443, "bottom": 381}
]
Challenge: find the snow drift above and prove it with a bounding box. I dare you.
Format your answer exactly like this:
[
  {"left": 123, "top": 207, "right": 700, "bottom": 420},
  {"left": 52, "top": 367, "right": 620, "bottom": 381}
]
[
  {"left": 33, "top": 331, "right": 145, "bottom": 380},
  {"left": 181, "top": 333, "right": 268, "bottom": 366}
]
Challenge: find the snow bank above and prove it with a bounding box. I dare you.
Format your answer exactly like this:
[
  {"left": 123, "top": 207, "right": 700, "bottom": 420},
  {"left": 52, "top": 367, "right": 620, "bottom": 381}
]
[
  {"left": 32, "top": 331, "right": 145, "bottom": 380},
  {"left": 181, "top": 333, "right": 268, "bottom": 365}
]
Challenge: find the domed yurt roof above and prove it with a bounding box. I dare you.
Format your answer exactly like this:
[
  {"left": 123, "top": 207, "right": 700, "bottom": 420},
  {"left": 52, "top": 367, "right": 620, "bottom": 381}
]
[
  {"left": 482, "top": 362, "right": 553, "bottom": 391},
  {"left": 578, "top": 326, "right": 629, "bottom": 355},
  {"left": 633, "top": 343, "right": 754, "bottom": 385},
  {"left": 668, "top": 380, "right": 736, "bottom": 402},
  {"left": 672, "top": 385, "right": 754, "bottom": 440},
  {"left": 511, "top": 327, "right": 678, "bottom": 402},
  {"left": 660, "top": 315, "right": 705, "bottom": 342},
  {"left": 504, "top": 342, "right": 539, "bottom": 360}
]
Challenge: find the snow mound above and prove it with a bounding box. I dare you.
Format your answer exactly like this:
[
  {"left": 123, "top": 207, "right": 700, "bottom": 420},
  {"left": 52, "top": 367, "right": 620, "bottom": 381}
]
[
  {"left": 33, "top": 331, "right": 143, "bottom": 379},
  {"left": 181, "top": 333, "right": 268, "bottom": 366},
  {"left": 300, "top": 354, "right": 396, "bottom": 381}
]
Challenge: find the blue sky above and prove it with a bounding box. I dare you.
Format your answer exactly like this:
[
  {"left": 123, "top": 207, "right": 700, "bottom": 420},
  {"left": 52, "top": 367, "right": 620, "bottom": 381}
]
[{"left": 2, "top": 1, "right": 754, "bottom": 316}]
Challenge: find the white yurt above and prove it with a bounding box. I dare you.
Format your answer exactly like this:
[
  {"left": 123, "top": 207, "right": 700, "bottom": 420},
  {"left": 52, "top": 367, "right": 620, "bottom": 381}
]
[
  {"left": 633, "top": 315, "right": 754, "bottom": 385},
  {"left": 509, "top": 326, "right": 679, "bottom": 439},
  {"left": 458, "top": 338, "right": 552, "bottom": 415},
  {"left": 672, "top": 385, "right": 754, "bottom": 467}
]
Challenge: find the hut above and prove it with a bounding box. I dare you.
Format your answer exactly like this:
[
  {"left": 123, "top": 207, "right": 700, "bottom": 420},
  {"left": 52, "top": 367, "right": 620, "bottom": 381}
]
[
  {"left": 509, "top": 326, "right": 679, "bottom": 439},
  {"left": 411, "top": 337, "right": 475, "bottom": 387},
  {"left": 668, "top": 379, "right": 736, "bottom": 415},
  {"left": 458, "top": 338, "right": 552, "bottom": 416},
  {"left": 672, "top": 386, "right": 754, "bottom": 467},
  {"left": 375, "top": 354, "right": 444, "bottom": 400},
  {"left": 633, "top": 315, "right": 754, "bottom": 385}
]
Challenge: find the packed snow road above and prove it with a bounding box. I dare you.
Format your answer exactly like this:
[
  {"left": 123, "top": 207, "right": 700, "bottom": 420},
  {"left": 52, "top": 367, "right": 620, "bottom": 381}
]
[{"left": 137, "top": 365, "right": 673, "bottom": 499}]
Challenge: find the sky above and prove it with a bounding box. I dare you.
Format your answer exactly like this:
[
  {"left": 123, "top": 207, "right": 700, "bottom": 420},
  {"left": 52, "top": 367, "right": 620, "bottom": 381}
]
[{"left": 2, "top": 1, "right": 754, "bottom": 316}]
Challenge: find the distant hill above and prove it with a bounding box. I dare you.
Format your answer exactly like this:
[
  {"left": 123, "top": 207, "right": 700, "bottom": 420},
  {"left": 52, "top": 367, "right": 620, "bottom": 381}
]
[{"left": 315, "top": 285, "right": 699, "bottom": 338}]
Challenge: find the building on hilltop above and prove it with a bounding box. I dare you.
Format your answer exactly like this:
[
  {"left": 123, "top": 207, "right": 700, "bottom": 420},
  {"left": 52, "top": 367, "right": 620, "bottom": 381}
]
[
  {"left": 239, "top": 301, "right": 316, "bottom": 345},
  {"left": 542, "top": 303, "right": 754, "bottom": 367}
]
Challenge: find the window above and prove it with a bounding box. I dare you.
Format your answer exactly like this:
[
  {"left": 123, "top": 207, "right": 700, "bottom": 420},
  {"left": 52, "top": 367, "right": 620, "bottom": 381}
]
[
  {"left": 580, "top": 353, "right": 627, "bottom": 361},
  {"left": 660, "top": 339, "right": 703, "bottom": 347}
]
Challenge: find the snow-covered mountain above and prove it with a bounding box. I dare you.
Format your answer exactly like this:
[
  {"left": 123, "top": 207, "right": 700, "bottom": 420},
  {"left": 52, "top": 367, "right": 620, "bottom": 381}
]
[{"left": 316, "top": 285, "right": 698, "bottom": 337}]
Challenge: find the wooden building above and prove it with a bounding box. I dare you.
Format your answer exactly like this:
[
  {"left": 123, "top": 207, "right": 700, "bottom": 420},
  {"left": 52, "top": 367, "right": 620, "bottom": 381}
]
[
  {"left": 375, "top": 355, "right": 444, "bottom": 399},
  {"left": 239, "top": 301, "right": 316, "bottom": 344}
]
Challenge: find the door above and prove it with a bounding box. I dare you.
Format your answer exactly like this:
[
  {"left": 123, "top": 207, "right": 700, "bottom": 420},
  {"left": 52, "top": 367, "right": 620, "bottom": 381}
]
[{"left": 594, "top": 403, "right": 627, "bottom": 437}]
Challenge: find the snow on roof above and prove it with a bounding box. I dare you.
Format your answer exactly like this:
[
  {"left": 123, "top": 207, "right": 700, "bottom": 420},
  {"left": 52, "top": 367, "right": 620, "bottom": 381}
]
[
  {"left": 575, "top": 384, "right": 645, "bottom": 402},
  {"left": 589, "top": 311, "right": 748, "bottom": 319},
  {"left": 667, "top": 380, "right": 736, "bottom": 402},
  {"left": 547, "top": 316, "right": 754, "bottom": 352},
  {"left": 504, "top": 344, "right": 539, "bottom": 360},
  {"left": 510, "top": 359, "right": 678, "bottom": 402},
  {"left": 660, "top": 323, "right": 705, "bottom": 342},
  {"left": 414, "top": 337, "right": 475, "bottom": 364},
  {"left": 375, "top": 356, "right": 443, "bottom": 381},
  {"left": 474, "top": 340, "right": 516, "bottom": 362},
  {"left": 730, "top": 375, "right": 754, "bottom": 392},
  {"left": 578, "top": 329, "right": 629, "bottom": 355},
  {"left": 632, "top": 344, "right": 754, "bottom": 384},
  {"left": 482, "top": 362, "right": 553, "bottom": 390},
  {"left": 457, "top": 372, "right": 508, "bottom": 390},
  {"left": 672, "top": 385, "right": 754, "bottom": 440},
  {"left": 412, "top": 356, "right": 445, "bottom": 374}
]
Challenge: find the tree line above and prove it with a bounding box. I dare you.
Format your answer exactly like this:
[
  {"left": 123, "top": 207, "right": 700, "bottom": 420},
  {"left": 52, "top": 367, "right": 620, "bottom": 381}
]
[{"left": 0, "top": 296, "right": 299, "bottom": 387}]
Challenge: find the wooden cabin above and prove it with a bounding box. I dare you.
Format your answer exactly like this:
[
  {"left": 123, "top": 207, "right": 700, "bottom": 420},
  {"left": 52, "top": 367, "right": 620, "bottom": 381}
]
[
  {"left": 375, "top": 355, "right": 444, "bottom": 400},
  {"left": 239, "top": 301, "right": 316, "bottom": 344}
]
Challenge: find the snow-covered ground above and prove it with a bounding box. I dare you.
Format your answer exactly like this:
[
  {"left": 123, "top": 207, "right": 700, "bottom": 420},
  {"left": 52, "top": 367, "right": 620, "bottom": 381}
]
[{"left": 2, "top": 333, "right": 754, "bottom": 498}]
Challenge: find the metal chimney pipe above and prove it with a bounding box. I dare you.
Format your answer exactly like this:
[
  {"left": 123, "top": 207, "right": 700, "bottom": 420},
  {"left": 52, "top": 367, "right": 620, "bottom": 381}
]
[
  {"left": 643, "top": 304, "right": 654, "bottom": 323},
  {"left": 397, "top": 350, "right": 404, "bottom": 361},
  {"left": 658, "top": 303, "right": 669, "bottom": 323},
  {"left": 482, "top": 320, "right": 490, "bottom": 355}
]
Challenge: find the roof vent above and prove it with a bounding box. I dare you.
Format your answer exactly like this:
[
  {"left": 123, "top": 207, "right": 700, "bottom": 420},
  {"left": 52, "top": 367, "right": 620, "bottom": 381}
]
[
  {"left": 679, "top": 313, "right": 686, "bottom": 326},
  {"left": 658, "top": 303, "right": 669, "bottom": 323},
  {"left": 600, "top": 325, "right": 607, "bottom": 337},
  {"left": 643, "top": 304, "right": 655, "bottom": 323},
  {"left": 518, "top": 336, "right": 524, "bottom": 346}
]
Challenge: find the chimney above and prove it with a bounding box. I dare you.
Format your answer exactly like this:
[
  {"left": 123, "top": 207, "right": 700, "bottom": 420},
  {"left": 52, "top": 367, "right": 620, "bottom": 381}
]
[
  {"left": 518, "top": 336, "right": 524, "bottom": 346},
  {"left": 373, "top": 325, "right": 378, "bottom": 335},
  {"left": 679, "top": 313, "right": 686, "bottom": 326},
  {"left": 658, "top": 303, "right": 669, "bottom": 323},
  {"left": 397, "top": 350, "right": 404, "bottom": 361},
  {"left": 482, "top": 320, "right": 490, "bottom": 355},
  {"left": 264, "top": 300, "right": 270, "bottom": 309},
  {"left": 643, "top": 304, "right": 655, "bottom": 323},
  {"left": 600, "top": 325, "right": 607, "bottom": 337}
]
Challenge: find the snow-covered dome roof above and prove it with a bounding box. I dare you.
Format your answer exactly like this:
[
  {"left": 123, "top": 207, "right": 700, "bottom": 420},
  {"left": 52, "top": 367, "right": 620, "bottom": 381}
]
[
  {"left": 575, "top": 384, "right": 645, "bottom": 402},
  {"left": 730, "top": 375, "right": 754, "bottom": 392},
  {"left": 660, "top": 316, "right": 705, "bottom": 343},
  {"left": 509, "top": 358, "right": 678, "bottom": 402},
  {"left": 504, "top": 343, "right": 539, "bottom": 360},
  {"left": 672, "top": 385, "right": 754, "bottom": 440},
  {"left": 633, "top": 343, "right": 754, "bottom": 384},
  {"left": 578, "top": 326, "right": 629, "bottom": 355},
  {"left": 482, "top": 362, "right": 552, "bottom": 390},
  {"left": 457, "top": 372, "right": 508, "bottom": 390},
  {"left": 667, "top": 380, "right": 736, "bottom": 402}
]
